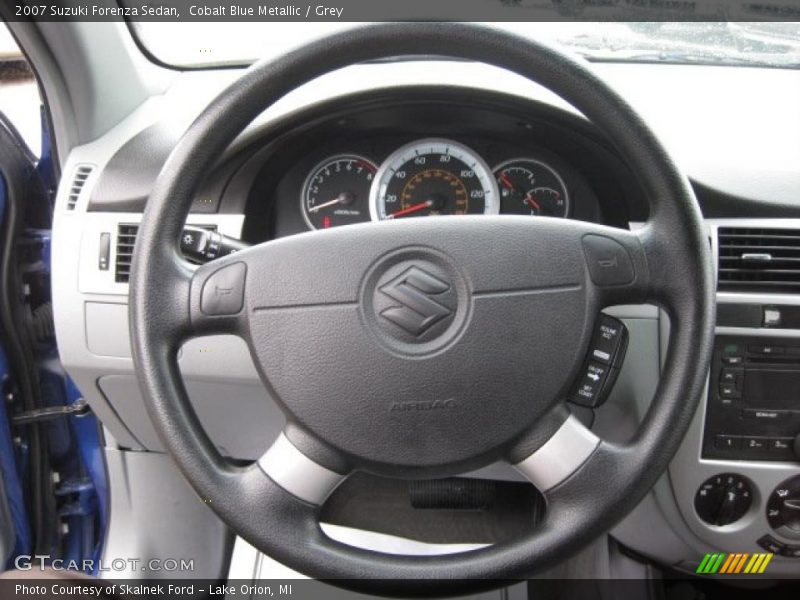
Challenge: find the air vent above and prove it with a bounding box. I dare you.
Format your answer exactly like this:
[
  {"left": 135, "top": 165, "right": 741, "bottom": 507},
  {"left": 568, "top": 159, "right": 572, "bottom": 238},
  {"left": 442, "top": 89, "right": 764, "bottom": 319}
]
[
  {"left": 115, "top": 224, "right": 138, "bottom": 283},
  {"left": 115, "top": 223, "right": 218, "bottom": 284},
  {"left": 718, "top": 227, "right": 800, "bottom": 293},
  {"left": 66, "top": 165, "right": 93, "bottom": 210}
]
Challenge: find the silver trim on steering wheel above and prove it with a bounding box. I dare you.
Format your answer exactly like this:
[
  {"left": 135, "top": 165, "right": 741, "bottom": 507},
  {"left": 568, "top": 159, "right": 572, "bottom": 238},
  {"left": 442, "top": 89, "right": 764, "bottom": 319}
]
[
  {"left": 513, "top": 415, "right": 600, "bottom": 492},
  {"left": 258, "top": 434, "right": 346, "bottom": 505}
]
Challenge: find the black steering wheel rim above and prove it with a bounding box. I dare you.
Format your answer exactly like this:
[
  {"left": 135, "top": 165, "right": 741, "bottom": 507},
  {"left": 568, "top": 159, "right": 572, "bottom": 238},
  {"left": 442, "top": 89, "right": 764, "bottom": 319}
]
[{"left": 130, "top": 23, "right": 714, "bottom": 594}]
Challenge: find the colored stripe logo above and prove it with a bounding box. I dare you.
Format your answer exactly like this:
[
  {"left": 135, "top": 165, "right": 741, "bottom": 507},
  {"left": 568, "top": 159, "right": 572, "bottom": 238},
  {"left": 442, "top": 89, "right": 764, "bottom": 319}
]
[{"left": 696, "top": 552, "right": 773, "bottom": 574}]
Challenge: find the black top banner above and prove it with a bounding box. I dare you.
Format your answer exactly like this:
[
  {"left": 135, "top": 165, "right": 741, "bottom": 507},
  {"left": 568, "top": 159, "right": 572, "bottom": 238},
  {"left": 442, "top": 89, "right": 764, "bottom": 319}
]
[{"left": 3, "top": 0, "right": 800, "bottom": 22}]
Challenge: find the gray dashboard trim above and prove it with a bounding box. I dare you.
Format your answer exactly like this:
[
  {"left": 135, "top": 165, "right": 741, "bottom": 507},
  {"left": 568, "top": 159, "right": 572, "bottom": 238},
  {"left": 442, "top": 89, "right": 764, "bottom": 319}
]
[
  {"left": 102, "top": 448, "right": 231, "bottom": 579},
  {"left": 51, "top": 110, "right": 246, "bottom": 449}
]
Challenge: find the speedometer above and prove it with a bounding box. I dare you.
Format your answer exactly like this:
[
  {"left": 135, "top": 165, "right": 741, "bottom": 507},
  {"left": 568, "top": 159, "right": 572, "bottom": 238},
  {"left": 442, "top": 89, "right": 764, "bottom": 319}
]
[{"left": 369, "top": 139, "right": 499, "bottom": 221}]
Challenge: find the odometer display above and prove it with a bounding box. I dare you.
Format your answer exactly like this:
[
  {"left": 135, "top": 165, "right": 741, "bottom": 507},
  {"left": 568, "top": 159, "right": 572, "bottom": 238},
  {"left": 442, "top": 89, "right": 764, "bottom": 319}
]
[{"left": 370, "top": 139, "right": 499, "bottom": 221}]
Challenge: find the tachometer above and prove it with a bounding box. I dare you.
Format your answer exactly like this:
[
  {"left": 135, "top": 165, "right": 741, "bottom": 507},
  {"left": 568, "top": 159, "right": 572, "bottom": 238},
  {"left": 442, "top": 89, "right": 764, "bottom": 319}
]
[
  {"left": 494, "top": 158, "right": 570, "bottom": 218},
  {"left": 301, "top": 155, "right": 377, "bottom": 230},
  {"left": 369, "top": 139, "right": 499, "bottom": 221}
]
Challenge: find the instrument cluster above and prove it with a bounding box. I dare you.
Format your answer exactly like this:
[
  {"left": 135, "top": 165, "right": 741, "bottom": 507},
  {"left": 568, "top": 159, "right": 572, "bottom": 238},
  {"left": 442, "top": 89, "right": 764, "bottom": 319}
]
[{"left": 299, "top": 137, "right": 571, "bottom": 231}]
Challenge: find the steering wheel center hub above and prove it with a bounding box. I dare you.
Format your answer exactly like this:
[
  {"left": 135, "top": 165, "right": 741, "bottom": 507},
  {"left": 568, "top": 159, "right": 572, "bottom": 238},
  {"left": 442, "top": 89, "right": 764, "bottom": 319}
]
[{"left": 361, "top": 248, "right": 469, "bottom": 355}]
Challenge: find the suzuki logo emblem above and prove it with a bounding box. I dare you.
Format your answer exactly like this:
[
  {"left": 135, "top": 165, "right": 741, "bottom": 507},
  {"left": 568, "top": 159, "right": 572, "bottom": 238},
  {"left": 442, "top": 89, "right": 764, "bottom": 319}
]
[{"left": 378, "top": 266, "right": 453, "bottom": 337}]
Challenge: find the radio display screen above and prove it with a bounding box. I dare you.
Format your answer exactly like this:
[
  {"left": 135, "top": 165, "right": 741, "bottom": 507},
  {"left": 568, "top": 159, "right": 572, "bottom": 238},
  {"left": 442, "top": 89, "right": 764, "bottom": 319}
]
[{"left": 743, "top": 369, "right": 800, "bottom": 410}]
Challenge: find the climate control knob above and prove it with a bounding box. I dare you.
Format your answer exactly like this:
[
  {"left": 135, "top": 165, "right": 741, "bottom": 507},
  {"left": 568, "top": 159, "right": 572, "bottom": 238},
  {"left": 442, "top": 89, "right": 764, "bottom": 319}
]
[
  {"left": 695, "top": 473, "right": 753, "bottom": 526},
  {"left": 767, "top": 475, "right": 800, "bottom": 539}
]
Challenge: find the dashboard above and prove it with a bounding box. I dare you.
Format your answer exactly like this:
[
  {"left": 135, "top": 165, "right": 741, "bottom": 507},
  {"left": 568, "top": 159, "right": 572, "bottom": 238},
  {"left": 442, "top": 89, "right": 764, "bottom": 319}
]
[
  {"left": 84, "top": 87, "right": 637, "bottom": 243},
  {"left": 51, "top": 62, "right": 800, "bottom": 578}
]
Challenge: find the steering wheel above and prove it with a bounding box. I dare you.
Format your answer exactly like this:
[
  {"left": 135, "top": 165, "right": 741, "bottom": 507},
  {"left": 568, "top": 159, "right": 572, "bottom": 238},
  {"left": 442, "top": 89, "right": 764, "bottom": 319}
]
[{"left": 130, "top": 23, "right": 714, "bottom": 595}]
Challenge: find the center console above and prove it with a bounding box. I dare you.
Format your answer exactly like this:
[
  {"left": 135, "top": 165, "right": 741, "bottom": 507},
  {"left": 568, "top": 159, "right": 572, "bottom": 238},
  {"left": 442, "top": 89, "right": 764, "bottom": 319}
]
[
  {"left": 661, "top": 220, "right": 800, "bottom": 576},
  {"left": 703, "top": 336, "right": 800, "bottom": 462},
  {"left": 698, "top": 334, "right": 800, "bottom": 559}
]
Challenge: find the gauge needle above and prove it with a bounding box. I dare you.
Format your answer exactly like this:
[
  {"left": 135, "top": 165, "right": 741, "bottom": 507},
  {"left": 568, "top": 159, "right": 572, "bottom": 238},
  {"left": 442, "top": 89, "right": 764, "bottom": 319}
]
[
  {"left": 499, "top": 172, "right": 515, "bottom": 191},
  {"left": 524, "top": 192, "right": 541, "bottom": 211},
  {"left": 308, "top": 196, "right": 345, "bottom": 213},
  {"left": 387, "top": 199, "right": 434, "bottom": 219}
]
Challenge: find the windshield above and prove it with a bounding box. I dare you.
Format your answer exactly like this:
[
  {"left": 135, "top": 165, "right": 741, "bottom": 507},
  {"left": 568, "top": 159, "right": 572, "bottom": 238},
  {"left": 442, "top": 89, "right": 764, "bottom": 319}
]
[{"left": 132, "top": 22, "right": 800, "bottom": 69}]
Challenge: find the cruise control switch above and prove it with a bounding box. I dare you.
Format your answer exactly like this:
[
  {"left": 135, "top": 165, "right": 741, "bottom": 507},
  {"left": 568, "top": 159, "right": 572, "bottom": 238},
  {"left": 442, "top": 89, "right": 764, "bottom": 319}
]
[{"left": 571, "top": 314, "right": 629, "bottom": 408}]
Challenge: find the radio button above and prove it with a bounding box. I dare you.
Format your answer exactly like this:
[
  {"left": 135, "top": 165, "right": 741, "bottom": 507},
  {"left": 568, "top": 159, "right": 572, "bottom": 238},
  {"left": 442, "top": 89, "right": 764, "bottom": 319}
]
[
  {"left": 720, "top": 369, "right": 741, "bottom": 385},
  {"left": 748, "top": 344, "right": 784, "bottom": 355},
  {"left": 714, "top": 435, "right": 741, "bottom": 450},
  {"left": 766, "top": 438, "right": 795, "bottom": 459},
  {"left": 719, "top": 383, "right": 741, "bottom": 399},
  {"left": 743, "top": 437, "right": 767, "bottom": 451}
]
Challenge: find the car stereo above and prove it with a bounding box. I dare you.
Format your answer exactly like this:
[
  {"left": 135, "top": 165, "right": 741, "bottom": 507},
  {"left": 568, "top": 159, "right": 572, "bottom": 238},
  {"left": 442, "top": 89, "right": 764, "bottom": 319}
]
[{"left": 703, "top": 336, "right": 800, "bottom": 462}]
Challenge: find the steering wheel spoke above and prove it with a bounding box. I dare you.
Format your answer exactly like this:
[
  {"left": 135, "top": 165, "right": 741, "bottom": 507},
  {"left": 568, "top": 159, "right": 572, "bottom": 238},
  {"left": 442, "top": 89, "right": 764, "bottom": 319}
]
[
  {"left": 506, "top": 405, "right": 600, "bottom": 493},
  {"left": 513, "top": 415, "right": 600, "bottom": 493},
  {"left": 258, "top": 432, "right": 349, "bottom": 506}
]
